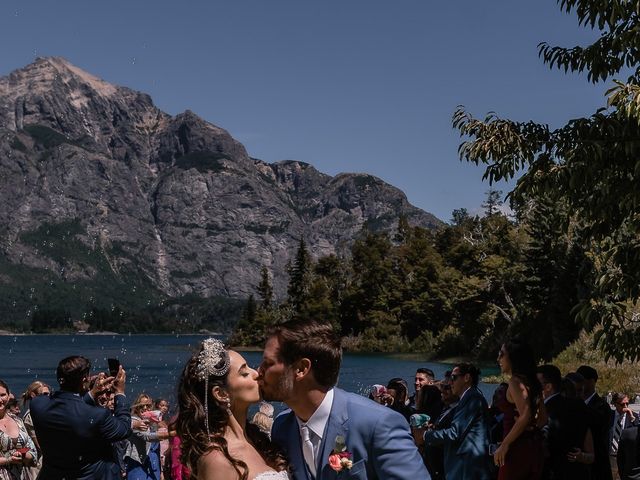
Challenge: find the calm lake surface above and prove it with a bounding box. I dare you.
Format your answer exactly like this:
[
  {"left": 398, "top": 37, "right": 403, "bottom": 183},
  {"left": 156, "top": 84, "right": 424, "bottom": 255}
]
[{"left": 0, "top": 334, "right": 499, "bottom": 409}]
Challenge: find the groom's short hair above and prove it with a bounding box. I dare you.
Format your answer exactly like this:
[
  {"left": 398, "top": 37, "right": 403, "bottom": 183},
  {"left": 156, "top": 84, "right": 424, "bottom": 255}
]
[{"left": 269, "top": 319, "right": 342, "bottom": 388}]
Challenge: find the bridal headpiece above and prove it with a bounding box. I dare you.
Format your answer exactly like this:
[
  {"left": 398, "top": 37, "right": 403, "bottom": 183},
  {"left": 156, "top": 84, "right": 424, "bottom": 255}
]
[
  {"left": 196, "top": 338, "right": 231, "bottom": 436},
  {"left": 196, "top": 338, "right": 230, "bottom": 379}
]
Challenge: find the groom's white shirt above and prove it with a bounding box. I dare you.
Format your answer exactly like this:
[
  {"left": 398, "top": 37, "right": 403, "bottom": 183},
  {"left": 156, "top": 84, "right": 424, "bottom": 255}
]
[{"left": 296, "top": 388, "right": 334, "bottom": 473}]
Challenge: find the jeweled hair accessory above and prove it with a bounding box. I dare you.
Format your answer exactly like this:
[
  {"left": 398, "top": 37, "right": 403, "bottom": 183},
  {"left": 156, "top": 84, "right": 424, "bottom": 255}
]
[
  {"left": 196, "top": 338, "right": 230, "bottom": 380},
  {"left": 196, "top": 338, "right": 231, "bottom": 436}
]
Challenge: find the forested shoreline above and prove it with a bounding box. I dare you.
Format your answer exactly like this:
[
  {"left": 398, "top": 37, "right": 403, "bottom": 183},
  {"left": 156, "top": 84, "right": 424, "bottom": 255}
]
[{"left": 231, "top": 192, "right": 589, "bottom": 362}]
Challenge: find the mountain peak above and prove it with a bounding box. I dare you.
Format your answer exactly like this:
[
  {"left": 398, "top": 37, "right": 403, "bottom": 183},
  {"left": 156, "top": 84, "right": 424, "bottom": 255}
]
[{"left": 1, "top": 56, "right": 118, "bottom": 99}]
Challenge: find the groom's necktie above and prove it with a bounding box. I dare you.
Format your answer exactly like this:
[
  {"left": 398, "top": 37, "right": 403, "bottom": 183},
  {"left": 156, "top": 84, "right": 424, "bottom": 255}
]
[{"left": 301, "top": 423, "right": 316, "bottom": 478}]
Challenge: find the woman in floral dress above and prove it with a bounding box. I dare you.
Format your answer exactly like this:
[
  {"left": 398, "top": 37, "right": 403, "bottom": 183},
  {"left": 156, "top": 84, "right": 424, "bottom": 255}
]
[{"left": 0, "top": 380, "right": 37, "bottom": 480}]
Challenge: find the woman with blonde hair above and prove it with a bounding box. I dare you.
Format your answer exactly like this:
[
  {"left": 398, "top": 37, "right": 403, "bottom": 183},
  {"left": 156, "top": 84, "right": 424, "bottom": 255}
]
[
  {"left": 20, "top": 381, "right": 49, "bottom": 479},
  {"left": 125, "top": 393, "right": 174, "bottom": 480}
]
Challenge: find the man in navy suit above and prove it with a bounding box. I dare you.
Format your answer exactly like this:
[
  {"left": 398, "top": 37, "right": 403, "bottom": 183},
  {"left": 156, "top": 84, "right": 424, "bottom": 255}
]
[
  {"left": 610, "top": 392, "right": 640, "bottom": 479},
  {"left": 258, "top": 319, "right": 429, "bottom": 480},
  {"left": 31, "top": 355, "right": 132, "bottom": 480},
  {"left": 577, "top": 365, "right": 614, "bottom": 480},
  {"left": 419, "top": 363, "right": 491, "bottom": 480},
  {"left": 618, "top": 427, "right": 640, "bottom": 480}
]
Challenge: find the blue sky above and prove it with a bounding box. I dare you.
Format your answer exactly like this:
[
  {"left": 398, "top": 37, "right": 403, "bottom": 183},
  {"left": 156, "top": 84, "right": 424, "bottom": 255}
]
[{"left": 0, "top": 1, "right": 610, "bottom": 221}]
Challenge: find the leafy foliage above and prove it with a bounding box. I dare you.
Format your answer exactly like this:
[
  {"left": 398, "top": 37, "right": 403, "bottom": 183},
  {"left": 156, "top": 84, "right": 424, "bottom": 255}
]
[{"left": 453, "top": 0, "right": 640, "bottom": 361}]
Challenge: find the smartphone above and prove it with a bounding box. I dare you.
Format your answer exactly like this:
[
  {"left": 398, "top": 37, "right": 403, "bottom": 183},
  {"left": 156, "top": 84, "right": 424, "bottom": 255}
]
[
  {"left": 107, "top": 358, "right": 120, "bottom": 377},
  {"left": 16, "top": 447, "right": 29, "bottom": 455}
]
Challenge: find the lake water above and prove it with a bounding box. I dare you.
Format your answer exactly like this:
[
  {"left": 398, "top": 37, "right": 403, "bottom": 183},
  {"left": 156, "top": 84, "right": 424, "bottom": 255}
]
[{"left": 0, "top": 334, "right": 499, "bottom": 409}]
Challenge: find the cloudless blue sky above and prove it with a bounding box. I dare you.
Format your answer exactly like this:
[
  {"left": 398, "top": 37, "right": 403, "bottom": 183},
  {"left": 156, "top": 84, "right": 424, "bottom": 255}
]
[{"left": 0, "top": 1, "right": 610, "bottom": 221}]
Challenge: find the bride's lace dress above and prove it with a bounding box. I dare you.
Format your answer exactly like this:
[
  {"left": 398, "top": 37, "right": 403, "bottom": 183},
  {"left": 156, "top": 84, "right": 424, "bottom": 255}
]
[{"left": 253, "top": 471, "right": 290, "bottom": 480}]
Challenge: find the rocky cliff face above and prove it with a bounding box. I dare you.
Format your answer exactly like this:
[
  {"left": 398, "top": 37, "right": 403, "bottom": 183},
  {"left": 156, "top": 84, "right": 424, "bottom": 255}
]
[{"left": 0, "top": 57, "right": 441, "bottom": 309}]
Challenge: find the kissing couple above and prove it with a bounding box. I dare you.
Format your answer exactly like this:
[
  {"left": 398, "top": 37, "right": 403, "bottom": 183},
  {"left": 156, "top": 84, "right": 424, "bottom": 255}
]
[{"left": 176, "top": 319, "right": 430, "bottom": 480}]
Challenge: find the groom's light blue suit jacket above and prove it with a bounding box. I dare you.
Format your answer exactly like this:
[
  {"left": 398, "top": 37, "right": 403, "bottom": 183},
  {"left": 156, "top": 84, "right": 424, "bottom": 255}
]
[{"left": 272, "top": 388, "right": 430, "bottom": 480}]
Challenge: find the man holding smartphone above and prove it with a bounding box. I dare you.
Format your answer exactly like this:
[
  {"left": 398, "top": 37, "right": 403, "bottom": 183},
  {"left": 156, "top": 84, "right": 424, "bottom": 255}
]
[{"left": 30, "top": 355, "right": 132, "bottom": 480}]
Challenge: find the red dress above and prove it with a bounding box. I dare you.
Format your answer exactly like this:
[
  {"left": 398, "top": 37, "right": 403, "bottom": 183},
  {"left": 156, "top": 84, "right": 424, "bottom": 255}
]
[{"left": 497, "top": 397, "right": 544, "bottom": 480}]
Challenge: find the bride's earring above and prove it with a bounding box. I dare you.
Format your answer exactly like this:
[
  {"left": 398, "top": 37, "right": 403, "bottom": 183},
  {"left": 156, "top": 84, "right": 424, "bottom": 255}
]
[{"left": 225, "top": 398, "right": 232, "bottom": 414}]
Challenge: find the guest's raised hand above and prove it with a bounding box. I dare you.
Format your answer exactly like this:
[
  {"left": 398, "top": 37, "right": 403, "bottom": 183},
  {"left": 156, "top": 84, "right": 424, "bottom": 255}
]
[
  {"left": 90, "top": 372, "right": 113, "bottom": 399},
  {"left": 132, "top": 418, "right": 148, "bottom": 431},
  {"left": 380, "top": 394, "right": 394, "bottom": 407},
  {"left": 113, "top": 366, "right": 126, "bottom": 395}
]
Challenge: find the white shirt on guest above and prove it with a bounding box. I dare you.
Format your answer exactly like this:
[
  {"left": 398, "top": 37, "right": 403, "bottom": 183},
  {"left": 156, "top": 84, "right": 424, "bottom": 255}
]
[{"left": 584, "top": 392, "right": 596, "bottom": 405}]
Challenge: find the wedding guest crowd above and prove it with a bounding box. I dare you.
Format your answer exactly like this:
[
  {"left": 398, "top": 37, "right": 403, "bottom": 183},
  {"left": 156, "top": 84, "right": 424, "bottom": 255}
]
[
  {"left": 0, "top": 340, "right": 634, "bottom": 480},
  {"left": 375, "top": 342, "right": 631, "bottom": 480}
]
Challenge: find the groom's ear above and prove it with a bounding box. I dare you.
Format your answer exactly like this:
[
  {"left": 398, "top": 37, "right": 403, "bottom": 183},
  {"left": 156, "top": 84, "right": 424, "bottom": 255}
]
[{"left": 294, "top": 358, "right": 312, "bottom": 380}]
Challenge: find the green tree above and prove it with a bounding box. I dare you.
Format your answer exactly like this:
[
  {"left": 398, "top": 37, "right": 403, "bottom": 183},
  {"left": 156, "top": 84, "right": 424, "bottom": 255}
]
[
  {"left": 517, "top": 196, "right": 590, "bottom": 358},
  {"left": 257, "top": 266, "right": 274, "bottom": 310},
  {"left": 394, "top": 214, "right": 412, "bottom": 244},
  {"left": 482, "top": 188, "right": 503, "bottom": 217},
  {"left": 298, "top": 255, "right": 347, "bottom": 331},
  {"left": 450, "top": 208, "right": 470, "bottom": 226},
  {"left": 341, "top": 232, "right": 399, "bottom": 336},
  {"left": 286, "top": 238, "right": 313, "bottom": 315},
  {"left": 452, "top": 0, "right": 640, "bottom": 361}
]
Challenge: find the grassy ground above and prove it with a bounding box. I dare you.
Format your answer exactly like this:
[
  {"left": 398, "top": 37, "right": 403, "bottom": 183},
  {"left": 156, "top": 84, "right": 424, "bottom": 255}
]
[{"left": 553, "top": 330, "right": 640, "bottom": 396}]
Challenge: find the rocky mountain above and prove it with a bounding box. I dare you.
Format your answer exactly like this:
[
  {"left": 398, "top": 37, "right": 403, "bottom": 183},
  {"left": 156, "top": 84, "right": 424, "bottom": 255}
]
[{"left": 0, "top": 57, "right": 441, "bottom": 324}]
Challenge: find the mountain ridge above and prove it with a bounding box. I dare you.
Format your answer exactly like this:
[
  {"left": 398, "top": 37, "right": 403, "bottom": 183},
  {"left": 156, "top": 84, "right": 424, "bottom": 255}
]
[{"left": 0, "top": 57, "right": 441, "bottom": 325}]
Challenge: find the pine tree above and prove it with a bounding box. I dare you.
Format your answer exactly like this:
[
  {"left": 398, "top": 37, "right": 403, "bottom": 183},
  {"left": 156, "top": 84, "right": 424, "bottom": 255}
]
[
  {"left": 518, "top": 196, "right": 588, "bottom": 358},
  {"left": 394, "top": 214, "right": 411, "bottom": 244},
  {"left": 450, "top": 208, "right": 470, "bottom": 226},
  {"left": 287, "top": 238, "right": 313, "bottom": 315},
  {"left": 482, "top": 189, "right": 503, "bottom": 217},
  {"left": 257, "top": 266, "right": 273, "bottom": 310}
]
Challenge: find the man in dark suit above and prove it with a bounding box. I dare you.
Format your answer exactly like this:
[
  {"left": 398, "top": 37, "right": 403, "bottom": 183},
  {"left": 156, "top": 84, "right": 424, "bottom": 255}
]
[
  {"left": 577, "top": 365, "right": 614, "bottom": 480},
  {"left": 538, "top": 365, "right": 594, "bottom": 479},
  {"left": 31, "top": 355, "right": 132, "bottom": 480},
  {"left": 423, "top": 371, "right": 459, "bottom": 480},
  {"left": 421, "top": 363, "right": 491, "bottom": 480},
  {"left": 609, "top": 392, "right": 640, "bottom": 479},
  {"left": 617, "top": 426, "right": 640, "bottom": 480}
]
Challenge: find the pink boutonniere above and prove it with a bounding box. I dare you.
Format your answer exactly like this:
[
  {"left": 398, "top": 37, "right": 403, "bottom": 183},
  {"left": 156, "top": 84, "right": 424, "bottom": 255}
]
[{"left": 328, "top": 435, "right": 353, "bottom": 472}]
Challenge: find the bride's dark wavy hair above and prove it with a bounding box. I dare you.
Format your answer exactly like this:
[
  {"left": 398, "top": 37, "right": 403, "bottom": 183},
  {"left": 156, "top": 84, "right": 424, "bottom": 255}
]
[{"left": 177, "top": 345, "right": 287, "bottom": 479}]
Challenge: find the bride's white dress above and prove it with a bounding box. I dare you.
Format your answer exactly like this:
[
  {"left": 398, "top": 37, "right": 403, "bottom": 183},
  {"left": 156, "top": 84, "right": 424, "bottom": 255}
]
[{"left": 253, "top": 471, "right": 290, "bottom": 480}]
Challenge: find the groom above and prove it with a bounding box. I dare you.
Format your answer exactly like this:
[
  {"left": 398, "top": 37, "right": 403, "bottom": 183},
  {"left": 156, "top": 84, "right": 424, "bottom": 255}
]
[{"left": 258, "top": 319, "right": 429, "bottom": 480}]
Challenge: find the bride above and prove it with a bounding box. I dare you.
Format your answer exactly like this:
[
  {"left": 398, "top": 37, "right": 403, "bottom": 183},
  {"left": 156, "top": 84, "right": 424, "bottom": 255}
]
[{"left": 177, "top": 338, "right": 289, "bottom": 480}]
